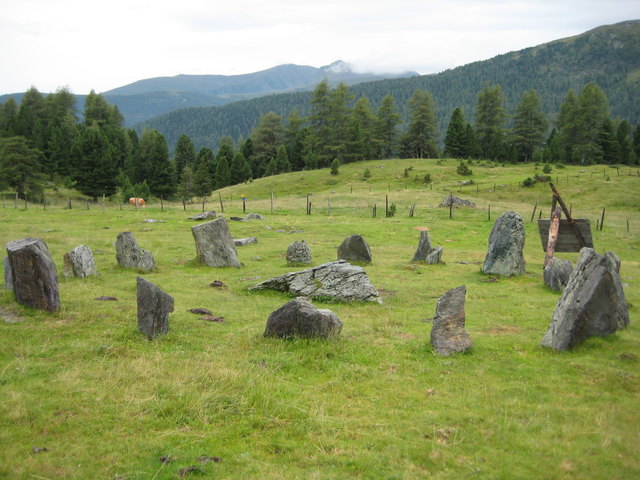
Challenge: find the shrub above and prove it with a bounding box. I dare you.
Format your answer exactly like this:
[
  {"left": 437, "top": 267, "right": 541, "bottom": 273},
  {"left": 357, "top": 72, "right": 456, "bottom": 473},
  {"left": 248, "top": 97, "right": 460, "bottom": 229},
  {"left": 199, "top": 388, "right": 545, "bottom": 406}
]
[
  {"left": 423, "top": 173, "right": 432, "bottom": 184},
  {"left": 522, "top": 177, "right": 536, "bottom": 187},
  {"left": 543, "top": 163, "right": 552, "bottom": 174},
  {"left": 534, "top": 173, "right": 551, "bottom": 183},
  {"left": 330, "top": 158, "right": 341, "bottom": 176},
  {"left": 456, "top": 161, "right": 473, "bottom": 176},
  {"left": 362, "top": 168, "right": 371, "bottom": 180},
  {"left": 386, "top": 203, "right": 396, "bottom": 217}
]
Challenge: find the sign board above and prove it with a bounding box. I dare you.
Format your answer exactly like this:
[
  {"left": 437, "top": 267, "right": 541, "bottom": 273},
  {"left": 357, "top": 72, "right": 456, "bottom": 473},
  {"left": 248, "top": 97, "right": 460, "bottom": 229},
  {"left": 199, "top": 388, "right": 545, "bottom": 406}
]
[{"left": 537, "top": 219, "right": 594, "bottom": 252}]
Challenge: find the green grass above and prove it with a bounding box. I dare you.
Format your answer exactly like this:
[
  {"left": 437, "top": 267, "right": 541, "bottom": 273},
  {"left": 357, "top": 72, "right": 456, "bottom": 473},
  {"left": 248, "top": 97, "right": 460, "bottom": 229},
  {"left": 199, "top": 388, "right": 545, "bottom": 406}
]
[{"left": 1, "top": 159, "right": 639, "bottom": 479}]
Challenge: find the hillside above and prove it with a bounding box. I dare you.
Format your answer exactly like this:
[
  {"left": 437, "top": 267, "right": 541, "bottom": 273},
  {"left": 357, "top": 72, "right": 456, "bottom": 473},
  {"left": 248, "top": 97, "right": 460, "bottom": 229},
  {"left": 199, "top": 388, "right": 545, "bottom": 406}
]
[{"left": 136, "top": 20, "right": 640, "bottom": 152}]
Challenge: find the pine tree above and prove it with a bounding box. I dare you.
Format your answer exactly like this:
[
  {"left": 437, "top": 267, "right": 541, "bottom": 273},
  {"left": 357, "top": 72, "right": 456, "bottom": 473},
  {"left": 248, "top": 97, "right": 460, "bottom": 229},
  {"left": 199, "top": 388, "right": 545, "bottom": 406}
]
[
  {"left": 444, "top": 107, "right": 467, "bottom": 158},
  {"left": 177, "top": 165, "right": 196, "bottom": 203},
  {"left": 274, "top": 145, "right": 291, "bottom": 173},
  {"left": 264, "top": 157, "right": 277, "bottom": 176},
  {"left": 174, "top": 134, "right": 196, "bottom": 178},
  {"left": 511, "top": 89, "right": 548, "bottom": 162},
  {"left": 616, "top": 120, "right": 632, "bottom": 165},
  {"left": 573, "top": 82, "right": 609, "bottom": 164},
  {"left": 214, "top": 155, "right": 230, "bottom": 189},
  {"left": 250, "top": 112, "right": 283, "bottom": 178},
  {"left": 475, "top": 85, "right": 507, "bottom": 160},
  {"left": 376, "top": 94, "right": 401, "bottom": 159},
  {"left": 136, "top": 129, "right": 175, "bottom": 197},
  {"left": 193, "top": 159, "right": 212, "bottom": 201},
  {"left": 230, "top": 152, "right": 251, "bottom": 185},
  {"left": 401, "top": 90, "right": 439, "bottom": 159},
  {"left": 598, "top": 118, "right": 619, "bottom": 164},
  {"left": 70, "top": 126, "right": 118, "bottom": 200},
  {"left": 0, "top": 136, "right": 45, "bottom": 199}
]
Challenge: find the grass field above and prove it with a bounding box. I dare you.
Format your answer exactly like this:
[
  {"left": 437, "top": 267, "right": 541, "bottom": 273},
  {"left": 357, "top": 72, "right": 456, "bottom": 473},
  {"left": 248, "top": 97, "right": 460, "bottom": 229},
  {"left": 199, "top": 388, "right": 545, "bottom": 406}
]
[{"left": 1, "top": 159, "right": 639, "bottom": 479}]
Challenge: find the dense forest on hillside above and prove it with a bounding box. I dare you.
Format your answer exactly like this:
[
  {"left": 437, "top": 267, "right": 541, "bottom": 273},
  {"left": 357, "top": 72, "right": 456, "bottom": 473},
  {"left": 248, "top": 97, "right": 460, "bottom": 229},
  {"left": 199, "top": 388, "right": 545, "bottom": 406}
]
[{"left": 137, "top": 20, "right": 640, "bottom": 152}]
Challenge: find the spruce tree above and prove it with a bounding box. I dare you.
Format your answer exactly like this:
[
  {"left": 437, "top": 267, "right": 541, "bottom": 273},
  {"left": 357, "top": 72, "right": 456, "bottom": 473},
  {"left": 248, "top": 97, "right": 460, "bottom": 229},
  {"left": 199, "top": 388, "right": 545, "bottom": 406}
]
[
  {"left": 174, "top": 134, "right": 196, "bottom": 178},
  {"left": 136, "top": 129, "right": 175, "bottom": 198},
  {"left": 193, "top": 159, "right": 212, "bottom": 202},
  {"left": 616, "top": 120, "right": 632, "bottom": 164},
  {"left": 511, "top": 89, "right": 548, "bottom": 162},
  {"left": 214, "top": 155, "right": 230, "bottom": 189},
  {"left": 274, "top": 145, "right": 291, "bottom": 173},
  {"left": 70, "top": 126, "right": 118, "bottom": 200},
  {"left": 475, "top": 85, "right": 507, "bottom": 160},
  {"left": 444, "top": 107, "right": 467, "bottom": 158},
  {"left": 376, "top": 94, "right": 401, "bottom": 159}
]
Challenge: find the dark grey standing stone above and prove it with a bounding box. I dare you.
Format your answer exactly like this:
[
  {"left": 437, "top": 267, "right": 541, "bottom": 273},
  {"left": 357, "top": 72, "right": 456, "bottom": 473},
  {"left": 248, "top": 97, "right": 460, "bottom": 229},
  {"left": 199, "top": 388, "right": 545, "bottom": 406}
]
[
  {"left": 137, "top": 277, "right": 174, "bottom": 339},
  {"left": 337, "top": 235, "right": 372, "bottom": 264},
  {"left": 412, "top": 231, "right": 433, "bottom": 261},
  {"left": 543, "top": 257, "right": 573, "bottom": 292},
  {"left": 115, "top": 232, "right": 155, "bottom": 271},
  {"left": 233, "top": 237, "right": 258, "bottom": 246},
  {"left": 4, "top": 257, "right": 12, "bottom": 291},
  {"left": 250, "top": 260, "right": 382, "bottom": 304},
  {"left": 286, "top": 240, "right": 312, "bottom": 264},
  {"left": 6, "top": 238, "right": 60, "bottom": 312},
  {"left": 264, "top": 296, "right": 342, "bottom": 339},
  {"left": 426, "top": 246, "right": 444, "bottom": 265},
  {"left": 430, "top": 285, "right": 471, "bottom": 355},
  {"left": 482, "top": 211, "right": 526, "bottom": 276},
  {"left": 63, "top": 245, "right": 98, "bottom": 278},
  {"left": 541, "top": 248, "right": 629, "bottom": 351},
  {"left": 191, "top": 218, "right": 241, "bottom": 268}
]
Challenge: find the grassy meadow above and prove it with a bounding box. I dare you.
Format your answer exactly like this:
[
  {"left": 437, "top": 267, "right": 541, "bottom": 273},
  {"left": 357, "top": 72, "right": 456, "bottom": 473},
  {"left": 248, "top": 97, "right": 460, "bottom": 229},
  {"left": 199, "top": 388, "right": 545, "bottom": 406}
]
[{"left": 1, "top": 158, "right": 639, "bottom": 479}]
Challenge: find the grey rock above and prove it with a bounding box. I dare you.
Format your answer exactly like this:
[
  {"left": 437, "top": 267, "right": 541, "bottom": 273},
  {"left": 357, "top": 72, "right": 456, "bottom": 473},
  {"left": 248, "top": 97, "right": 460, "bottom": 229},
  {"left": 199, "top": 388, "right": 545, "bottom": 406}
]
[
  {"left": 245, "top": 213, "right": 265, "bottom": 220},
  {"left": 264, "top": 296, "right": 343, "bottom": 339},
  {"left": 6, "top": 238, "right": 60, "bottom": 312},
  {"left": 137, "top": 277, "right": 174, "bottom": 339},
  {"left": 430, "top": 285, "right": 471, "bottom": 355},
  {"left": 142, "top": 219, "right": 165, "bottom": 223},
  {"left": 115, "top": 232, "right": 155, "bottom": 272},
  {"left": 233, "top": 237, "right": 258, "bottom": 246},
  {"left": 63, "top": 245, "right": 98, "bottom": 278},
  {"left": 250, "top": 260, "right": 382, "bottom": 304},
  {"left": 412, "top": 231, "right": 433, "bottom": 262},
  {"left": 286, "top": 240, "right": 312, "bottom": 264},
  {"left": 191, "top": 218, "right": 241, "bottom": 268},
  {"left": 438, "top": 195, "right": 476, "bottom": 208},
  {"left": 426, "top": 246, "right": 444, "bottom": 265},
  {"left": 4, "top": 257, "right": 12, "bottom": 291},
  {"left": 337, "top": 235, "right": 372, "bottom": 264},
  {"left": 482, "top": 211, "right": 526, "bottom": 276},
  {"left": 543, "top": 257, "right": 572, "bottom": 292},
  {"left": 541, "top": 248, "right": 629, "bottom": 351},
  {"left": 189, "top": 211, "right": 217, "bottom": 221}
]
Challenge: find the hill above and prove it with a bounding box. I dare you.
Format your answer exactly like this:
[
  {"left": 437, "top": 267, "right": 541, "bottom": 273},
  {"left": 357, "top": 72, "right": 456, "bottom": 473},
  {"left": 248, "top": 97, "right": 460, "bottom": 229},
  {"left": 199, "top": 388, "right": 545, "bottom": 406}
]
[{"left": 135, "top": 20, "right": 640, "bottom": 152}]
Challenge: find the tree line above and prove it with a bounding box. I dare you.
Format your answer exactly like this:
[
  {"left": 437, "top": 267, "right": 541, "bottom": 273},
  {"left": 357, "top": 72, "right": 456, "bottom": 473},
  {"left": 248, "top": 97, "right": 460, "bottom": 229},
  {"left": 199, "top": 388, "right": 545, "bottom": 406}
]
[{"left": 1, "top": 80, "right": 639, "bottom": 203}]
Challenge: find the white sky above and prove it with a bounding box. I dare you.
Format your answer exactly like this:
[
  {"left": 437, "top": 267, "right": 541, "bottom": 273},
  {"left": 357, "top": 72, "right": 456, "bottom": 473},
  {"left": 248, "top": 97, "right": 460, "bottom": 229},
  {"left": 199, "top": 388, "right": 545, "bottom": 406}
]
[{"left": 1, "top": 0, "right": 639, "bottom": 95}]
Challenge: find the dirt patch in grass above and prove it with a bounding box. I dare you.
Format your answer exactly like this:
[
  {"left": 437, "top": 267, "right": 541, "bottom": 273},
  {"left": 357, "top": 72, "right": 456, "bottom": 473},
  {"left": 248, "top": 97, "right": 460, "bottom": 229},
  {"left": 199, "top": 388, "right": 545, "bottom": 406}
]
[
  {"left": 0, "top": 305, "right": 23, "bottom": 323},
  {"left": 483, "top": 325, "right": 521, "bottom": 335}
]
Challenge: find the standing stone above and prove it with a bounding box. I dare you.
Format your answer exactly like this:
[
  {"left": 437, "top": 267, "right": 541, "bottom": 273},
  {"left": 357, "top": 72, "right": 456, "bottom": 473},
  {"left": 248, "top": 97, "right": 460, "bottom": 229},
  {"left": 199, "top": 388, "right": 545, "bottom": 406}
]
[
  {"left": 264, "top": 296, "right": 342, "bottom": 339},
  {"left": 412, "top": 230, "right": 433, "bottom": 261},
  {"left": 115, "top": 232, "right": 155, "bottom": 271},
  {"left": 63, "top": 245, "right": 98, "bottom": 278},
  {"left": 337, "top": 235, "right": 372, "bottom": 264},
  {"left": 286, "top": 240, "right": 312, "bottom": 264},
  {"left": 137, "top": 277, "right": 174, "bottom": 339},
  {"left": 541, "top": 248, "right": 629, "bottom": 351},
  {"left": 482, "top": 211, "right": 526, "bottom": 276},
  {"left": 430, "top": 285, "right": 471, "bottom": 355},
  {"left": 3, "top": 257, "right": 12, "bottom": 291},
  {"left": 191, "top": 218, "right": 241, "bottom": 267},
  {"left": 426, "top": 246, "right": 444, "bottom": 265},
  {"left": 543, "top": 257, "right": 573, "bottom": 292},
  {"left": 6, "top": 238, "right": 60, "bottom": 312}
]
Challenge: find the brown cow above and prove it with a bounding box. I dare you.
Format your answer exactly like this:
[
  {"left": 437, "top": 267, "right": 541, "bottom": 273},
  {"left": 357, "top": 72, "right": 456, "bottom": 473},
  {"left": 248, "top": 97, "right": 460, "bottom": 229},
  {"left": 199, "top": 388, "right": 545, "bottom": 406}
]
[{"left": 129, "top": 197, "right": 146, "bottom": 207}]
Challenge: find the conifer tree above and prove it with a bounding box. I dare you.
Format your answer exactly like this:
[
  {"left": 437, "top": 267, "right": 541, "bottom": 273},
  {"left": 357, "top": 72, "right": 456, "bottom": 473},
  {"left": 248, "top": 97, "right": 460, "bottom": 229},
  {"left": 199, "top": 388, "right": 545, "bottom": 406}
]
[
  {"left": 174, "top": 134, "right": 196, "bottom": 178},
  {"left": 511, "top": 89, "right": 548, "bottom": 162},
  {"left": 274, "top": 145, "right": 291, "bottom": 173},
  {"left": 444, "top": 107, "right": 467, "bottom": 158},
  {"left": 214, "top": 154, "right": 230, "bottom": 189},
  {"left": 401, "top": 89, "right": 439, "bottom": 159},
  {"left": 475, "top": 85, "right": 507, "bottom": 160},
  {"left": 376, "top": 94, "right": 401, "bottom": 159}
]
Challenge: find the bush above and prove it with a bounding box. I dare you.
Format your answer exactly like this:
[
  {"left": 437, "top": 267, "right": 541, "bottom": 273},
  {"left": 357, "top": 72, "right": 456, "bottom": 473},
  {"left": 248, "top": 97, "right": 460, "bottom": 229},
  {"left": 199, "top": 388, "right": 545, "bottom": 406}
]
[
  {"left": 386, "top": 203, "right": 396, "bottom": 218},
  {"left": 422, "top": 173, "right": 432, "bottom": 184},
  {"left": 534, "top": 173, "right": 551, "bottom": 183},
  {"left": 330, "top": 158, "right": 340, "bottom": 175},
  {"left": 542, "top": 163, "right": 552, "bottom": 174},
  {"left": 522, "top": 177, "right": 536, "bottom": 187},
  {"left": 456, "top": 161, "right": 473, "bottom": 176},
  {"left": 362, "top": 168, "right": 371, "bottom": 180}
]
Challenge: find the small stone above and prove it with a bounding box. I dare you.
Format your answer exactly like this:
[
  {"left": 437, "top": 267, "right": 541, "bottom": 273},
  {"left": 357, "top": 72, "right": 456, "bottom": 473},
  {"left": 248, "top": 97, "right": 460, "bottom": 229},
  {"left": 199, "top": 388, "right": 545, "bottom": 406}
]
[
  {"left": 337, "top": 235, "right": 372, "bottom": 264},
  {"left": 202, "top": 315, "right": 225, "bottom": 322},
  {"left": 543, "top": 257, "right": 573, "bottom": 291},
  {"left": 95, "top": 296, "right": 118, "bottom": 301},
  {"left": 264, "top": 297, "right": 342, "bottom": 339},
  {"left": 189, "top": 211, "right": 217, "bottom": 221},
  {"left": 63, "top": 245, "right": 98, "bottom": 278},
  {"left": 188, "top": 308, "right": 212, "bottom": 315},
  {"left": 438, "top": 195, "right": 476, "bottom": 208},
  {"left": 233, "top": 237, "right": 258, "bottom": 246},
  {"left": 244, "top": 213, "right": 264, "bottom": 220},
  {"left": 286, "top": 240, "right": 312, "bottom": 264},
  {"left": 426, "top": 246, "right": 444, "bottom": 265},
  {"left": 412, "top": 230, "right": 433, "bottom": 261},
  {"left": 210, "top": 280, "right": 225, "bottom": 288}
]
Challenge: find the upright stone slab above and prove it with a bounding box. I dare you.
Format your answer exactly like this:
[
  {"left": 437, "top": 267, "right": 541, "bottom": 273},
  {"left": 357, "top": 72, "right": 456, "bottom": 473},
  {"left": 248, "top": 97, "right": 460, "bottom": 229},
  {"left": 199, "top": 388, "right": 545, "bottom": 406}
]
[
  {"left": 3, "top": 257, "right": 12, "bottom": 291},
  {"left": 430, "top": 285, "right": 471, "bottom": 355},
  {"left": 63, "top": 245, "right": 98, "bottom": 278},
  {"left": 191, "top": 218, "right": 241, "bottom": 267},
  {"left": 482, "top": 211, "right": 526, "bottom": 276},
  {"left": 337, "top": 235, "right": 372, "bottom": 264},
  {"left": 6, "top": 238, "right": 60, "bottom": 312},
  {"left": 264, "top": 297, "right": 342, "bottom": 339},
  {"left": 115, "top": 232, "right": 155, "bottom": 271},
  {"left": 543, "top": 257, "right": 573, "bottom": 292},
  {"left": 137, "top": 277, "right": 174, "bottom": 339},
  {"left": 412, "top": 230, "right": 433, "bottom": 262},
  {"left": 286, "top": 240, "right": 312, "bottom": 265},
  {"left": 426, "top": 246, "right": 444, "bottom": 265},
  {"left": 541, "top": 248, "right": 629, "bottom": 351}
]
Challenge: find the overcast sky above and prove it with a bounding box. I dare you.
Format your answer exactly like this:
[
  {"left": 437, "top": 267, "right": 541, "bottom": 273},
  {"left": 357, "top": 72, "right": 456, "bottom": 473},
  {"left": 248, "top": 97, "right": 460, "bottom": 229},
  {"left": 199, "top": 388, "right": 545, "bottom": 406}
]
[{"left": 1, "top": 0, "right": 639, "bottom": 95}]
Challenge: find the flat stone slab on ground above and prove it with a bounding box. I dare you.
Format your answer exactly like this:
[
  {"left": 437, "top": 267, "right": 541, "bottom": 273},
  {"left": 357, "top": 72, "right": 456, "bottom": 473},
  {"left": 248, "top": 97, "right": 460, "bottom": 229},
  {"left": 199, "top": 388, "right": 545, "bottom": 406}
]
[
  {"left": 234, "top": 237, "right": 258, "bottom": 246},
  {"left": 189, "top": 211, "right": 217, "bottom": 220}
]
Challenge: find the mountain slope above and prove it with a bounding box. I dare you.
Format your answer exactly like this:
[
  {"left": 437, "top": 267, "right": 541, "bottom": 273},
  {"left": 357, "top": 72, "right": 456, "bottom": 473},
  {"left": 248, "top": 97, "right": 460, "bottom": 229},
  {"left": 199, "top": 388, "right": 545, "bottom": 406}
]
[{"left": 137, "top": 20, "right": 640, "bottom": 152}]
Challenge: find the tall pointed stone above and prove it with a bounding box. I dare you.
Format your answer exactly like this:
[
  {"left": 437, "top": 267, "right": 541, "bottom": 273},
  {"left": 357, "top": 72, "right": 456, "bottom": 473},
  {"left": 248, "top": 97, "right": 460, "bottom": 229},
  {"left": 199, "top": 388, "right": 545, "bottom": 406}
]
[
  {"left": 137, "top": 277, "right": 174, "bottom": 340},
  {"left": 337, "top": 235, "right": 372, "bottom": 264},
  {"left": 412, "top": 230, "right": 433, "bottom": 262},
  {"left": 482, "top": 211, "right": 526, "bottom": 276},
  {"left": 430, "top": 285, "right": 472, "bottom": 355},
  {"left": 191, "top": 218, "right": 241, "bottom": 267}
]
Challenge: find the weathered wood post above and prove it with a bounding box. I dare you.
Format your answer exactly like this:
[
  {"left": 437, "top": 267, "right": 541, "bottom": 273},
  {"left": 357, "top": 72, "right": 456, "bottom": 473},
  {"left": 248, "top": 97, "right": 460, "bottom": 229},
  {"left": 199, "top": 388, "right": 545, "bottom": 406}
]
[
  {"left": 530, "top": 201, "right": 538, "bottom": 222},
  {"left": 600, "top": 207, "right": 606, "bottom": 231},
  {"left": 544, "top": 206, "right": 562, "bottom": 267},
  {"left": 218, "top": 192, "right": 224, "bottom": 213},
  {"left": 160, "top": 196, "right": 164, "bottom": 212}
]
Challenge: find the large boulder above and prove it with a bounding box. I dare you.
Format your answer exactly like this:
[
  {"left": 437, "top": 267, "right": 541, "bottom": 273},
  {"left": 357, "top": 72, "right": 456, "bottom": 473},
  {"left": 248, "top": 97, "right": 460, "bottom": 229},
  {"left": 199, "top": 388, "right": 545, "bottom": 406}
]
[
  {"left": 250, "top": 260, "right": 382, "bottom": 304},
  {"left": 115, "top": 232, "right": 155, "bottom": 271},
  {"left": 543, "top": 257, "right": 573, "bottom": 292},
  {"left": 286, "top": 240, "right": 312, "bottom": 265},
  {"left": 337, "top": 235, "right": 372, "bottom": 264},
  {"left": 541, "top": 248, "right": 629, "bottom": 351},
  {"left": 264, "top": 297, "right": 342, "bottom": 339},
  {"left": 482, "top": 211, "right": 526, "bottom": 276},
  {"left": 137, "top": 277, "right": 174, "bottom": 339},
  {"left": 6, "top": 238, "right": 60, "bottom": 312},
  {"left": 191, "top": 218, "right": 241, "bottom": 268},
  {"left": 430, "top": 285, "right": 471, "bottom": 355},
  {"left": 63, "top": 245, "right": 98, "bottom": 278}
]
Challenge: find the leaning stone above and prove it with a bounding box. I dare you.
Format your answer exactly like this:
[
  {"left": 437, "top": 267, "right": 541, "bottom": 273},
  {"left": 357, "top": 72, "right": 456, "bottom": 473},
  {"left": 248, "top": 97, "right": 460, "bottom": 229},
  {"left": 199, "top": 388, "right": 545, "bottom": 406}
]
[
  {"left": 189, "top": 211, "right": 217, "bottom": 221},
  {"left": 245, "top": 213, "right": 265, "bottom": 220},
  {"left": 543, "top": 257, "right": 572, "bottom": 292},
  {"left": 191, "top": 218, "right": 241, "bottom": 268},
  {"left": 250, "top": 260, "right": 382, "bottom": 304},
  {"left": 6, "top": 238, "right": 60, "bottom": 312},
  {"left": 286, "top": 240, "right": 312, "bottom": 264},
  {"left": 337, "top": 235, "right": 372, "bottom": 264},
  {"left": 412, "top": 230, "right": 433, "bottom": 262},
  {"left": 63, "top": 245, "right": 98, "bottom": 278},
  {"left": 541, "top": 248, "right": 629, "bottom": 351},
  {"left": 4, "top": 257, "right": 12, "bottom": 291},
  {"left": 430, "top": 285, "right": 471, "bottom": 355},
  {"left": 233, "top": 237, "right": 258, "bottom": 246},
  {"left": 482, "top": 211, "right": 526, "bottom": 276},
  {"left": 137, "top": 277, "right": 174, "bottom": 339},
  {"left": 426, "top": 246, "right": 444, "bottom": 265},
  {"left": 115, "top": 232, "right": 155, "bottom": 272},
  {"left": 264, "top": 297, "right": 342, "bottom": 339},
  {"left": 438, "top": 195, "right": 476, "bottom": 208}
]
